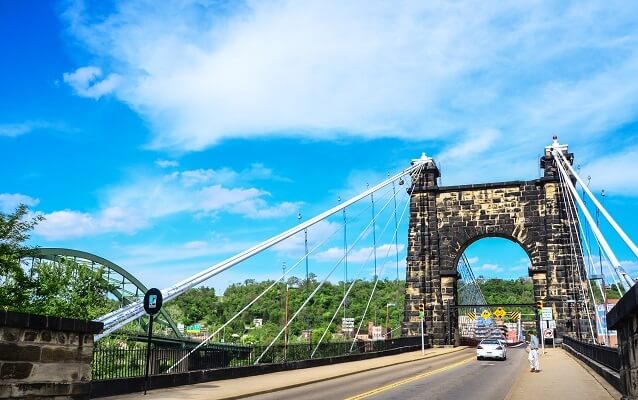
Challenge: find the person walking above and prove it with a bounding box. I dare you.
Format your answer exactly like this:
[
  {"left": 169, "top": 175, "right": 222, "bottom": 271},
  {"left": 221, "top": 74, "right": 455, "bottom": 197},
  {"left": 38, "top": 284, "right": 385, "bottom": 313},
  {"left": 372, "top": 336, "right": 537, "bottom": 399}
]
[{"left": 528, "top": 331, "right": 540, "bottom": 372}]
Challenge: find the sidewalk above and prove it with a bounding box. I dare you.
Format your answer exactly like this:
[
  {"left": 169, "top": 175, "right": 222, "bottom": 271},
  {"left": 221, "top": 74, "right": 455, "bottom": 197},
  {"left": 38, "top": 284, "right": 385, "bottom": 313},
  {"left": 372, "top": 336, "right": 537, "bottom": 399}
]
[
  {"left": 505, "top": 348, "right": 621, "bottom": 400},
  {"left": 100, "top": 346, "right": 468, "bottom": 399}
]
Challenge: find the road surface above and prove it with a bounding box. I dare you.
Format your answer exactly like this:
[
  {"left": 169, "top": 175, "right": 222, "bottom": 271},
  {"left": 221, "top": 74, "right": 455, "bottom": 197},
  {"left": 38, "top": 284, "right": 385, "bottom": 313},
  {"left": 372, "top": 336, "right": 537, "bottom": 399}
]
[{"left": 246, "top": 347, "right": 526, "bottom": 400}]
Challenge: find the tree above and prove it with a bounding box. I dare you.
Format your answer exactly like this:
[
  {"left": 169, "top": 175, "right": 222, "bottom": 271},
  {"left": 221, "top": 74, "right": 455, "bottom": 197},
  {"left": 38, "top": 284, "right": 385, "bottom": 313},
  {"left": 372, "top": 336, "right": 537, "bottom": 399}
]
[
  {"left": 0, "top": 204, "right": 43, "bottom": 309},
  {"left": 28, "top": 258, "right": 114, "bottom": 319},
  {"left": 0, "top": 204, "right": 114, "bottom": 319},
  {"left": 171, "top": 287, "right": 218, "bottom": 325}
]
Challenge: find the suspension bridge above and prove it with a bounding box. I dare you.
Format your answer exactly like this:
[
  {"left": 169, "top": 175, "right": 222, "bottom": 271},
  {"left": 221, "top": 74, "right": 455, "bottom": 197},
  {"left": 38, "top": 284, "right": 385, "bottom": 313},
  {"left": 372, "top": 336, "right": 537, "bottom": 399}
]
[{"left": 13, "top": 137, "right": 638, "bottom": 399}]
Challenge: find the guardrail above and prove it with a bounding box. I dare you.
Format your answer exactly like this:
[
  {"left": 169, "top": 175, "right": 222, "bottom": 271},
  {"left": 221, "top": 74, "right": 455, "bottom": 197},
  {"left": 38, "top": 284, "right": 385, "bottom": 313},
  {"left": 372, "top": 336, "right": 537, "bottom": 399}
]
[
  {"left": 562, "top": 336, "right": 620, "bottom": 372},
  {"left": 93, "top": 336, "right": 425, "bottom": 380}
]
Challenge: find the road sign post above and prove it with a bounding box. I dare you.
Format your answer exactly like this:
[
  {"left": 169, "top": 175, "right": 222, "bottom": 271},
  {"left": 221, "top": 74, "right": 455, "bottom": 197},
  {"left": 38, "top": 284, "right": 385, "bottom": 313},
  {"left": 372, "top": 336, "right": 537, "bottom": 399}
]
[
  {"left": 419, "top": 301, "right": 425, "bottom": 355},
  {"left": 143, "top": 288, "right": 163, "bottom": 396}
]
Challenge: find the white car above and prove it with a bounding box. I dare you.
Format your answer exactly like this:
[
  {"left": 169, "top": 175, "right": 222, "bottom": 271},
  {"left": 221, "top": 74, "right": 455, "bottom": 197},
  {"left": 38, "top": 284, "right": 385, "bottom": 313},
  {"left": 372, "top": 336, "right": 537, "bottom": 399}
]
[{"left": 476, "top": 338, "right": 507, "bottom": 360}]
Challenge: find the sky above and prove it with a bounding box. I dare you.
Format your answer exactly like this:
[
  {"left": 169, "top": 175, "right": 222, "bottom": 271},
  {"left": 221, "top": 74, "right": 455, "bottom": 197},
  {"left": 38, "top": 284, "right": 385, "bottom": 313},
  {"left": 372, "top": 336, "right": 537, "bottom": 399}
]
[{"left": 2, "top": 0, "right": 638, "bottom": 294}]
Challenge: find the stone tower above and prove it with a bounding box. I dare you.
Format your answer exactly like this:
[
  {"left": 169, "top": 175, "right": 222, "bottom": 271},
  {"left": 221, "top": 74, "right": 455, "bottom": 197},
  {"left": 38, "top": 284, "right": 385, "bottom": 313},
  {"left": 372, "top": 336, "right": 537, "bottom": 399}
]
[{"left": 403, "top": 138, "right": 592, "bottom": 345}]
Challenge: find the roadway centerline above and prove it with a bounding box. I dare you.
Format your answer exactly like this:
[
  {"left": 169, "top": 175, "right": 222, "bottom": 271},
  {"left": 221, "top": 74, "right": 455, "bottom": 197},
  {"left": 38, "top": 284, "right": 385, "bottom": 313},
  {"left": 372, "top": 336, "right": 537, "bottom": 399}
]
[{"left": 344, "top": 356, "right": 475, "bottom": 400}]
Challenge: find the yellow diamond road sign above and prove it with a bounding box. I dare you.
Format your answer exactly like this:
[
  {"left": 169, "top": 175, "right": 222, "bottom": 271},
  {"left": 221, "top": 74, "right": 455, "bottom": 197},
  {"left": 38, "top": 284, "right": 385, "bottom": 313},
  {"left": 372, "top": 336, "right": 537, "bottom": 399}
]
[
  {"left": 494, "top": 307, "right": 506, "bottom": 318},
  {"left": 481, "top": 309, "right": 491, "bottom": 319}
]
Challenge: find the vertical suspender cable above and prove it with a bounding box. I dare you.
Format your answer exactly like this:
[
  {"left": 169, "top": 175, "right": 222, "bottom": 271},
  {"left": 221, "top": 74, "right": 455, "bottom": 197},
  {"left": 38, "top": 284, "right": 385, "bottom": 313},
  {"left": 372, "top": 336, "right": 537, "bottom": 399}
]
[
  {"left": 392, "top": 178, "right": 401, "bottom": 331},
  {"left": 255, "top": 176, "right": 411, "bottom": 364}
]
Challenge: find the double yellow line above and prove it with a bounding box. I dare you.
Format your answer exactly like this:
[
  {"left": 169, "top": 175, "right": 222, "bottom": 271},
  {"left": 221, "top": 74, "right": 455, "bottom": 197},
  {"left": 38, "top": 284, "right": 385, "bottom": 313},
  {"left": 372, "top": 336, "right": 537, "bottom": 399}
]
[{"left": 344, "top": 356, "right": 475, "bottom": 400}]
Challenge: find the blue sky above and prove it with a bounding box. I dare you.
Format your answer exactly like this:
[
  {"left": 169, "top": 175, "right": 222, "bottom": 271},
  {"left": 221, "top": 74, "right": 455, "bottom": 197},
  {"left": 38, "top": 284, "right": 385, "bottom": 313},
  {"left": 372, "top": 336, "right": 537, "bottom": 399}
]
[{"left": 2, "top": 1, "right": 638, "bottom": 293}]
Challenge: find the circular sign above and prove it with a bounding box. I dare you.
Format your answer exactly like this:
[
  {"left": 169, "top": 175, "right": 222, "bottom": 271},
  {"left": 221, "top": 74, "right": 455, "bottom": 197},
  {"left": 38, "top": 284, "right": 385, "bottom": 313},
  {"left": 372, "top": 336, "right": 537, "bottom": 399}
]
[
  {"left": 143, "top": 288, "right": 163, "bottom": 315},
  {"left": 481, "top": 309, "right": 492, "bottom": 319},
  {"left": 543, "top": 328, "right": 554, "bottom": 339}
]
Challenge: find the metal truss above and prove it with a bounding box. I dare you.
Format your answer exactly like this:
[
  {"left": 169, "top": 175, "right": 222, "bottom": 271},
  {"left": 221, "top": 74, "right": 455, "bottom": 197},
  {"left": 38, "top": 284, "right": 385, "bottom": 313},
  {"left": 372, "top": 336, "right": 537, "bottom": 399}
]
[{"left": 32, "top": 248, "right": 183, "bottom": 339}]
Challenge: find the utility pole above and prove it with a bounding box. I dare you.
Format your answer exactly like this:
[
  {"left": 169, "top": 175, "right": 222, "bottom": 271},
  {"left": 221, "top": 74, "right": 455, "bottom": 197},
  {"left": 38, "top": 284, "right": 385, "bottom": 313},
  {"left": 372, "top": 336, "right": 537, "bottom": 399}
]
[{"left": 298, "top": 212, "right": 310, "bottom": 343}]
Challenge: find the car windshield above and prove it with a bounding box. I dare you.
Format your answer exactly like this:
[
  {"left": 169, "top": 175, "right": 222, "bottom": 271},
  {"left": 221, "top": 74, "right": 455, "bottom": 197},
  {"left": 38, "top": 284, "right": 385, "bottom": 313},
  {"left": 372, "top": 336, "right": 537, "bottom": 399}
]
[{"left": 481, "top": 339, "right": 500, "bottom": 344}]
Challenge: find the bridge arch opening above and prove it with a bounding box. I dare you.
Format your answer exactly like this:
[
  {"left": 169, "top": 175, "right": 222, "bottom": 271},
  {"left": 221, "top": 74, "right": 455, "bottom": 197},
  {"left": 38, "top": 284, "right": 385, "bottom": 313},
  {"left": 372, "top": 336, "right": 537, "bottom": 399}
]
[
  {"left": 455, "top": 237, "right": 535, "bottom": 344},
  {"left": 456, "top": 236, "right": 532, "bottom": 281}
]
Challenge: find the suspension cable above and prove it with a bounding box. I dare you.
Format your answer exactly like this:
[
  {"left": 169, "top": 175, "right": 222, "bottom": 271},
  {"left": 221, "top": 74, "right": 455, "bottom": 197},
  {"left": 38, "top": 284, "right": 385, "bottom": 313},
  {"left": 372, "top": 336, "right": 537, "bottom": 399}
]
[
  {"left": 556, "top": 150, "right": 638, "bottom": 259},
  {"left": 97, "top": 162, "right": 424, "bottom": 340},
  {"left": 165, "top": 185, "right": 385, "bottom": 372},
  {"left": 552, "top": 149, "right": 633, "bottom": 291},
  {"left": 253, "top": 169, "right": 418, "bottom": 364}
]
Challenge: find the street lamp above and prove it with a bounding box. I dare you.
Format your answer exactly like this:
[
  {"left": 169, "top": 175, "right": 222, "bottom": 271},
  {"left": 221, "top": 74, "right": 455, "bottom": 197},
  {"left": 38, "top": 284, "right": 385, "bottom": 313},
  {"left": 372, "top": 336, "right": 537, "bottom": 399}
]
[{"left": 385, "top": 303, "right": 396, "bottom": 339}]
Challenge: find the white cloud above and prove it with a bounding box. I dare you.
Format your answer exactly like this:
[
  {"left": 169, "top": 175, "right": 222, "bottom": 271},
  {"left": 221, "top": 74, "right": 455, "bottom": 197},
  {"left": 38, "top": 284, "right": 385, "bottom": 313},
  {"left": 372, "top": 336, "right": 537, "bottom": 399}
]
[
  {"left": 438, "top": 129, "right": 500, "bottom": 162},
  {"left": 61, "top": 1, "right": 638, "bottom": 156},
  {"left": 581, "top": 146, "right": 638, "bottom": 196},
  {"left": 155, "top": 159, "right": 179, "bottom": 168},
  {"left": 0, "top": 193, "right": 40, "bottom": 212},
  {"left": 475, "top": 263, "right": 503, "bottom": 273},
  {"left": 0, "top": 123, "right": 37, "bottom": 137},
  {"left": 466, "top": 256, "right": 479, "bottom": 265},
  {"left": 314, "top": 243, "right": 405, "bottom": 264},
  {"left": 34, "top": 165, "right": 301, "bottom": 240},
  {"left": 62, "top": 66, "right": 120, "bottom": 99}
]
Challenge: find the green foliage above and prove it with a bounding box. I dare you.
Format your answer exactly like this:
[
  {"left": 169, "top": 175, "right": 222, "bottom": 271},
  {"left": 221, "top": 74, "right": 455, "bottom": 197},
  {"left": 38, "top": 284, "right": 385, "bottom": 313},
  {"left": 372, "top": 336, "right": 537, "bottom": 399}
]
[
  {"left": 170, "top": 287, "right": 218, "bottom": 325},
  {"left": 478, "top": 278, "right": 534, "bottom": 304},
  {"left": 477, "top": 278, "right": 534, "bottom": 319},
  {"left": 0, "top": 204, "right": 43, "bottom": 308},
  {"left": 28, "top": 258, "right": 114, "bottom": 319},
  {"left": 172, "top": 278, "right": 405, "bottom": 344},
  {"left": 0, "top": 204, "right": 114, "bottom": 319}
]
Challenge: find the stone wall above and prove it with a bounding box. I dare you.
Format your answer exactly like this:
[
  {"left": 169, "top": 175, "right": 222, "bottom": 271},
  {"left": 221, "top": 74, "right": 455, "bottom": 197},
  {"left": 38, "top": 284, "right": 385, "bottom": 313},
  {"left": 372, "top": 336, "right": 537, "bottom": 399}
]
[
  {"left": 404, "top": 145, "right": 593, "bottom": 345},
  {"left": 0, "top": 311, "right": 103, "bottom": 399}
]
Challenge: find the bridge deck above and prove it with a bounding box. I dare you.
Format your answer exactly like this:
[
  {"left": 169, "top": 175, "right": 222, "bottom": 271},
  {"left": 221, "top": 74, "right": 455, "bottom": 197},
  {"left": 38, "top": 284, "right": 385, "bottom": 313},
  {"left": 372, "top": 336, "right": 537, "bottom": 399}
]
[
  {"left": 505, "top": 347, "right": 619, "bottom": 400},
  {"left": 99, "top": 347, "right": 619, "bottom": 400}
]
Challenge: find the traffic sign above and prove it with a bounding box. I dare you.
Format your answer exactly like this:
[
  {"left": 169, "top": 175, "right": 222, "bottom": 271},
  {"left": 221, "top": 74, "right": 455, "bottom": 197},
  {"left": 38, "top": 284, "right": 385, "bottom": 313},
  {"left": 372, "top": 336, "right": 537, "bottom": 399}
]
[
  {"left": 143, "top": 288, "right": 163, "bottom": 315},
  {"left": 543, "top": 328, "right": 554, "bottom": 339},
  {"left": 481, "top": 309, "right": 492, "bottom": 319},
  {"left": 493, "top": 307, "right": 506, "bottom": 318},
  {"left": 466, "top": 311, "right": 476, "bottom": 321},
  {"left": 541, "top": 307, "right": 553, "bottom": 321},
  {"left": 509, "top": 311, "right": 520, "bottom": 321},
  {"left": 419, "top": 311, "right": 425, "bottom": 319},
  {"left": 342, "top": 317, "right": 355, "bottom": 329}
]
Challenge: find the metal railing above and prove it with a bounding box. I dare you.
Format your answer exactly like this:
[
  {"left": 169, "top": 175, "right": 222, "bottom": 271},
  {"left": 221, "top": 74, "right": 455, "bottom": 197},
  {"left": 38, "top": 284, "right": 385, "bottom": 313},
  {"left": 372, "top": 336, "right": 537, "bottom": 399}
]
[
  {"left": 562, "top": 336, "right": 620, "bottom": 372},
  {"left": 92, "top": 336, "right": 424, "bottom": 380}
]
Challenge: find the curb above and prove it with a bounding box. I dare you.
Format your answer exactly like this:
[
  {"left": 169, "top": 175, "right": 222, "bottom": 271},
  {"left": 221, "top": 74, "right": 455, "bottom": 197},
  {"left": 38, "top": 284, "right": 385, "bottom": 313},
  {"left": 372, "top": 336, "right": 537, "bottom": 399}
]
[{"left": 216, "top": 347, "right": 470, "bottom": 400}]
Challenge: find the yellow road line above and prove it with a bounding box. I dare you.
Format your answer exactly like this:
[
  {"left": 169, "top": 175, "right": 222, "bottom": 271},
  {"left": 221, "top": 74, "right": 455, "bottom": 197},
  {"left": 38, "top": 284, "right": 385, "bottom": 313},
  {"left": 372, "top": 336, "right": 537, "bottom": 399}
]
[{"left": 344, "top": 356, "right": 475, "bottom": 400}]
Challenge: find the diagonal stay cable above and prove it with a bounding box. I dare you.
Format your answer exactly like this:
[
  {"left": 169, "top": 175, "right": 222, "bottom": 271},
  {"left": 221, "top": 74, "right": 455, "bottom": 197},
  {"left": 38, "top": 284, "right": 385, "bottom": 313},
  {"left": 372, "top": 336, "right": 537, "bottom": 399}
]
[
  {"left": 311, "top": 181, "right": 412, "bottom": 357},
  {"left": 165, "top": 187, "right": 388, "bottom": 373},
  {"left": 255, "top": 166, "right": 423, "bottom": 364}
]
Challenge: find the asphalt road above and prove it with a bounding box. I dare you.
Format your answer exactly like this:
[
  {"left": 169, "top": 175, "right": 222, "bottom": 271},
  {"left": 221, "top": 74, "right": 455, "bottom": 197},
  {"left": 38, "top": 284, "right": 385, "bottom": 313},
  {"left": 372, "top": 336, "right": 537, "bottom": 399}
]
[{"left": 246, "top": 347, "right": 527, "bottom": 400}]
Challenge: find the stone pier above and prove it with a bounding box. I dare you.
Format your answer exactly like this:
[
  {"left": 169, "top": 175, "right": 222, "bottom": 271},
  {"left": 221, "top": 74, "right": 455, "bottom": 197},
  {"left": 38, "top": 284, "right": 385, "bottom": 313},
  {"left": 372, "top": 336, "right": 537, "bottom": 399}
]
[{"left": 0, "top": 310, "right": 103, "bottom": 399}]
